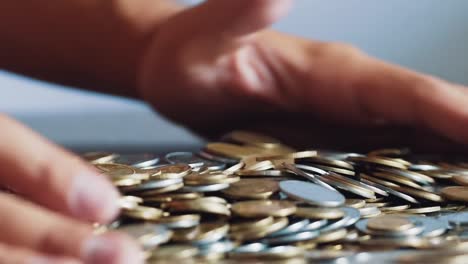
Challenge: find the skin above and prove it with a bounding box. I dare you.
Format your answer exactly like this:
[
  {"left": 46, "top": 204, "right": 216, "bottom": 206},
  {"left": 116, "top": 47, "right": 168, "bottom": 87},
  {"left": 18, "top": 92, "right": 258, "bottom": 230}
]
[{"left": 0, "top": 0, "right": 468, "bottom": 262}]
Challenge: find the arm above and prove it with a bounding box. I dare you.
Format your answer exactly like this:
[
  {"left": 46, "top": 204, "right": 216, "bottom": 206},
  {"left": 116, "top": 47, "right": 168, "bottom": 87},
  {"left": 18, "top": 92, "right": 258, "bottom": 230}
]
[{"left": 0, "top": 0, "right": 181, "bottom": 98}]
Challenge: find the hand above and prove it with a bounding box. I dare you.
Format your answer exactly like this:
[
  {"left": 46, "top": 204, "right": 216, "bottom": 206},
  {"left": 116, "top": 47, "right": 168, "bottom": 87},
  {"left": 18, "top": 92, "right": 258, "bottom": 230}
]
[
  {"left": 0, "top": 115, "right": 143, "bottom": 263},
  {"left": 138, "top": 0, "right": 468, "bottom": 151}
]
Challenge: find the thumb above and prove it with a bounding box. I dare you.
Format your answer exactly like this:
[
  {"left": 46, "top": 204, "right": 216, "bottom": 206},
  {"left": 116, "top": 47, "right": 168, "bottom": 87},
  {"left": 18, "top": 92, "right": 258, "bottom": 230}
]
[{"left": 179, "top": 0, "right": 293, "bottom": 39}]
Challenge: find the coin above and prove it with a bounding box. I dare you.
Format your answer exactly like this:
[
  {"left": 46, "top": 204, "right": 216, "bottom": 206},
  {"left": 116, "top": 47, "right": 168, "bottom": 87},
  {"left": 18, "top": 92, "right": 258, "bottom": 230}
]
[
  {"left": 367, "top": 215, "right": 414, "bottom": 232},
  {"left": 231, "top": 200, "right": 296, "bottom": 218},
  {"left": 279, "top": 180, "right": 345, "bottom": 207},
  {"left": 85, "top": 130, "right": 468, "bottom": 262},
  {"left": 345, "top": 199, "right": 366, "bottom": 209},
  {"left": 83, "top": 152, "right": 118, "bottom": 164},
  {"left": 226, "top": 131, "right": 283, "bottom": 149},
  {"left": 148, "top": 245, "right": 199, "bottom": 260},
  {"left": 295, "top": 207, "right": 345, "bottom": 220},
  {"left": 118, "top": 224, "right": 172, "bottom": 250},
  {"left": 163, "top": 199, "right": 230, "bottom": 216},
  {"left": 441, "top": 186, "right": 468, "bottom": 203},
  {"left": 123, "top": 206, "right": 164, "bottom": 221},
  {"left": 222, "top": 179, "right": 279, "bottom": 200},
  {"left": 114, "top": 153, "right": 160, "bottom": 168}
]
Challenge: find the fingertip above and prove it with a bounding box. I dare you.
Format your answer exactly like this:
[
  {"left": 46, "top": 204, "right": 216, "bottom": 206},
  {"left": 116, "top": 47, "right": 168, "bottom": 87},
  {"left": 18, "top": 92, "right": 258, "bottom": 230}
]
[
  {"left": 83, "top": 233, "right": 144, "bottom": 264},
  {"left": 69, "top": 170, "right": 121, "bottom": 223}
]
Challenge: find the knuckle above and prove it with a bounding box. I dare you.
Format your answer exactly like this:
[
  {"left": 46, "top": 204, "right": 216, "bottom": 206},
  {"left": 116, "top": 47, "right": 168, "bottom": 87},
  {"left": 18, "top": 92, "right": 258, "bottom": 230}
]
[
  {"left": 316, "top": 42, "right": 363, "bottom": 61},
  {"left": 410, "top": 76, "right": 443, "bottom": 97}
]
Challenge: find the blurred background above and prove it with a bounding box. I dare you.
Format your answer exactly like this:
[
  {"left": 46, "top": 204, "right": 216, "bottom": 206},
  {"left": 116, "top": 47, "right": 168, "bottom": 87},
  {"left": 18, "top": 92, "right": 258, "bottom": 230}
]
[{"left": 1, "top": 0, "right": 467, "bottom": 151}]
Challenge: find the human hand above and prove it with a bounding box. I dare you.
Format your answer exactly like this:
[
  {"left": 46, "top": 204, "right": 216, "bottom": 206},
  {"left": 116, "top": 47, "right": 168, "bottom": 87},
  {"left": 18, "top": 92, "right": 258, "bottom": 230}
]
[
  {"left": 0, "top": 115, "right": 143, "bottom": 263},
  {"left": 138, "top": 0, "right": 468, "bottom": 151}
]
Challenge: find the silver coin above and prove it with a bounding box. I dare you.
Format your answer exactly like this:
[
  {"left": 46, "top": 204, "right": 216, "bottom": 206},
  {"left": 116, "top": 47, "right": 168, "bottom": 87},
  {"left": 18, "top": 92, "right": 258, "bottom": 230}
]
[
  {"left": 126, "top": 178, "right": 183, "bottom": 192},
  {"left": 182, "top": 183, "right": 230, "bottom": 192},
  {"left": 358, "top": 180, "right": 389, "bottom": 197},
  {"left": 320, "top": 207, "right": 361, "bottom": 232},
  {"left": 355, "top": 219, "right": 424, "bottom": 237},
  {"left": 198, "top": 150, "right": 239, "bottom": 164},
  {"left": 233, "top": 243, "right": 267, "bottom": 253},
  {"left": 301, "top": 219, "right": 329, "bottom": 232},
  {"left": 320, "top": 175, "right": 376, "bottom": 199},
  {"left": 283, "top": 164, "right": 337, "bottom": 191},
  {"left": 114, "top": 153, "right": 160, "bottom": 168},
  {"left": 409, "top": 216, "right": 447, "bottom": 237},
  {"left": 279, "top": 180, "right": 345, "bottom": 207},
  {"left": 378, "top": 168, "right": 434, "bottom": 185},
  {"left": 267, "top": 219, "right": 310, "bottom": 237},
  {"left": 118, "top": 224, "right": 172, "bottom": 250},
  {"left": 361, "top": 179, "right": 419, "bottom": 204},
  {"left": 165, "top": 152, "right": 205, "bottom": 168},
  {"left": 446, "top": 212, "right": 468, "bottom": 228},
  {"left": 409, "top": 164, "right": 441, "bottom": 171},
  {"left": 199, "top": 240, "right": 236, "bottom": 254},
  {"left": 262, "top": 230, "right": 320, "bottom": 245}
]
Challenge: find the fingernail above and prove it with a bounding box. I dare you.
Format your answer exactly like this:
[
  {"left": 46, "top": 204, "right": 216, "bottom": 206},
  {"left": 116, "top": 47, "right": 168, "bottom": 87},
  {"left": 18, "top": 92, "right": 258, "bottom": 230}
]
[
  {"left": 83, "top": 233, "right": 144, "bottom": 264},
  {"left": 70, "top": 170, "right": 120, "bottom": 223}
]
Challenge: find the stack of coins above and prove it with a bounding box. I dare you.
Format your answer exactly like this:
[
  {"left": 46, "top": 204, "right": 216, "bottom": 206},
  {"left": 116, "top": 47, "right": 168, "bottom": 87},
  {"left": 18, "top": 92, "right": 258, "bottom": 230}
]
[{"left": 85, "top": 131, "right": 468, "bottom": 263}]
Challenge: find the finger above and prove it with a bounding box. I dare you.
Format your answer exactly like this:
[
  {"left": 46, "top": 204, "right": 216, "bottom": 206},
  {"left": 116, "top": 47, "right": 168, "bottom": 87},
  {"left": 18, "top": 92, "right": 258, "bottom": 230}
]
[
  {"left": 0, "top": 115, "right": 119, "bottom": 223},
  {"left": 0, "top": 193, "right": 143, "bottom": 264},
  {"left": 351, "top": 57, "right": 468, "bottom": 146},
  {"left": 0, "top": 242, "right": 80, "bottom": 264},
  {"left": 173, "top": 0, "right": 293, "bottom": 39},
  {"left": 259, "top": 34, "right": 468, "bottom": 146}
]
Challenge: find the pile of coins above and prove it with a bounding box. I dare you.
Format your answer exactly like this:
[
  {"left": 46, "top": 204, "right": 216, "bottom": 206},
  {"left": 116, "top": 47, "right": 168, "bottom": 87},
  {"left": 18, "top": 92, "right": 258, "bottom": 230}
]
[{"left": 86, "top": 131, "right": 468, "bottom": 263}]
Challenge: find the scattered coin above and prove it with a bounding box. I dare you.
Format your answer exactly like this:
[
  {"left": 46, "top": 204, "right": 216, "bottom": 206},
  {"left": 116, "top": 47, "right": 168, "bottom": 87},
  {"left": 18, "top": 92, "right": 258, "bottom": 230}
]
[{"left": 84, "top": 131, "right": 468, "bottom": 262}]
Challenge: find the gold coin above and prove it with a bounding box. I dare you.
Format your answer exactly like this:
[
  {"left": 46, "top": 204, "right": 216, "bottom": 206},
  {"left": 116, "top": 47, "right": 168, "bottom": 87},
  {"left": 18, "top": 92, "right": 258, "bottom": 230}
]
[
  {"left": 230, "top": 217, "right": 289, "bottom": 241},
  {"left": 302, "top": 156, "right": 354, "bottom": 170},
  {"left": 441, "top": 186, "right": 468, "bottom": 202},
  {"left": 205, "top": 143, "right": 265, "bottom": 159},
  {"left": 83, "top": 152, "right": 118, "bottom": 164},
  {"left": 96, "top": 163, "right": 139, "bottom": 180},
  {"left": 295, "top": 207, "right": 345, "bottom": 220},
  {"left": 314, "top": 228, "right": 348, "bottom": 244},
  {"left": 231, "top": 200, "right": 296, "bottom": 218},
  {"left": 171, "top": 226, "right": 200, "bottom": 242},
  {"left": 226, "top": 130, "right": 282, "bottom": 149},
  {"left": 345, "top": 199, "right": 366, "bottom": 209},
  {"left": 163, "top": 199, "right": 230, "bottom": 216},
  {"left": 123, "top": 206, "right": 164, "bottom": 221},
  {"left": 222, "top": 179, "right": 279, "bottom": 200},
  {"left": 148, "top": 164, "right": 191, "bottom": 179},
  {"left": 402, "top": 206, "right": 441, "bottom": 214},
  {"left": 149, "top": 245, "right": 199, "bottom": 260},
  {"left": 348, "top": 156, "right": 408, "bottom": 170},
  {"left": 155, "top": 214, "right": 200, "bottom": 226},
  {"left": 257, "top": 151, "right": 317, "bottom": 162},
  {"left": 193, "top": 222, "right": 230, "bottom": 243},
  {"left": 368, "top": 148, "right": 409, "bottom": 158},
  {"left": 372, "top": 172, "right": 423, "bottom": 190},
  {"left": 143, "top": 192, "right": 203, "bottom": 203},
  {"left": 113, "top": 177, "right": 142, "bottom": 187},
  {"left": 313, "top": 164, "right": 355, "bottom": 176},
  {"left": 236, "top": 170, "right": 286, "bottom": 177},
  {"left": 381, "top": 204, "right": 411, "bottom": 212},
  {"left": 453, "top": 175, "right": 468, "bottom": 186},
  {"left": 367, "top": 215, "right": 414, "bottom": 232},
  {"left": 223, "top": 162, "right": 245, "bottom": 174},
  {"left": 230, "top": 216, "right": 275, "bottom": 232},
  {"left": 393, "top": 185, "right": 444, "bottom": 202}
]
